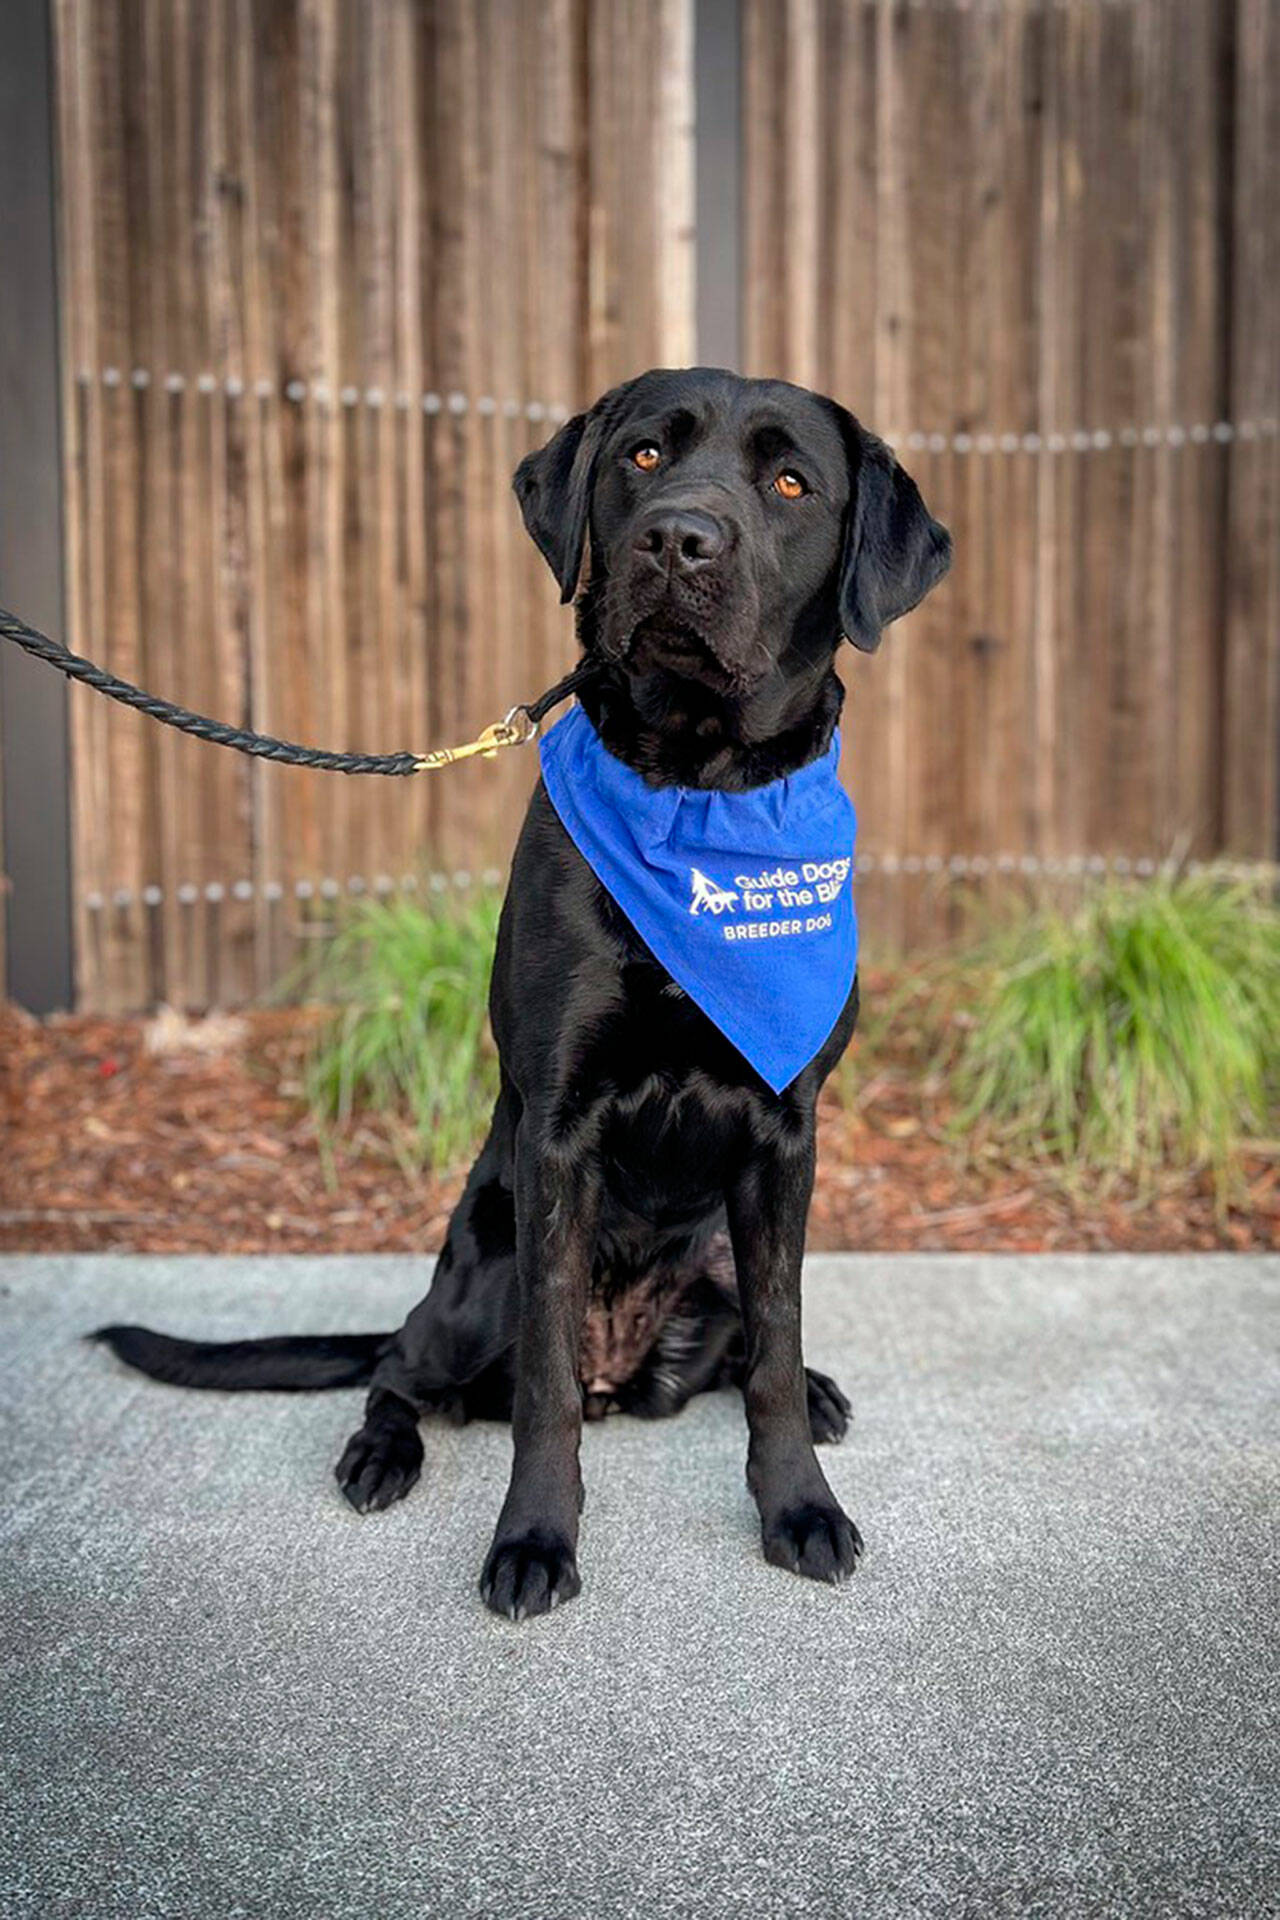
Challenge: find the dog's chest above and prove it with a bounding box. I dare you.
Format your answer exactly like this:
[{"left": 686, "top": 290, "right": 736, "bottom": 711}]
[
  {"left": 587, "top": 963, "right": 750, "bottom": 1146},
  {"left": 589, "top": 1064, "right": 767, "bottom": 1250}
]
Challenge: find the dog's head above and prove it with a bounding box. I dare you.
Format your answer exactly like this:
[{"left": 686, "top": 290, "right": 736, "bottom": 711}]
[{"left": 514, "top": 368, "right": 951, "bottom": 701}]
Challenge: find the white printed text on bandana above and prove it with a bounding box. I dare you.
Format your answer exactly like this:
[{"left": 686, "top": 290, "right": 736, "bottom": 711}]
[{"left": 692, "top": 858, "right": 851, "bottom": 941}]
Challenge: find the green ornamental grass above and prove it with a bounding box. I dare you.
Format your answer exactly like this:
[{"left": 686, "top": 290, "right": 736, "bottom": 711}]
[
  {"left": 953, "top": 874, "right": 1280, "bottom": 1195},
  {"left": 294, "top": 872, "right": 1278, "bottom": 1197},
  {"left": 298, "top": 890, "right": 502, "bottom": 1173}
]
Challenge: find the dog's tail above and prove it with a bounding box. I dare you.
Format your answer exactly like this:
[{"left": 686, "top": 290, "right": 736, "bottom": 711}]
[{"left": 90, "top": 1324, "right": 390, "bottom": 1392}]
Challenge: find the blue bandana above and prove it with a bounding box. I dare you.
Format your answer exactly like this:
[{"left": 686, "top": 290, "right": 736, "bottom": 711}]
[{"left": 539, "top": 703, "right": 857, "bottom": 1093}]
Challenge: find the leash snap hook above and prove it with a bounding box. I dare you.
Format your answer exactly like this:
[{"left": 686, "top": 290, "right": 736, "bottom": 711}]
[{"left": 411, "top": 706, "right": 538, "bottom": 772}]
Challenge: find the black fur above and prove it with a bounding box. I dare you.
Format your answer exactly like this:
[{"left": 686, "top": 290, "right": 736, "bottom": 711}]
[
  {"left": 90, "top": 1326, "right": 388, "bottom": 1391},
  {"left": 96, "top": 368, "right": 950, "bottom": 1619}
]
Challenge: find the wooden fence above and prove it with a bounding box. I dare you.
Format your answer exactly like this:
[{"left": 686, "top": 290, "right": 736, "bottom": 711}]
[
  {"left": 745, "top": 0, "right": 1279, "bottom": 950},
  {"left": 8, "top": 0, "right": 1278, "bottom": 1006},
  {"left": 48, "top": 0, "right": 693, "bottom": 1010}
]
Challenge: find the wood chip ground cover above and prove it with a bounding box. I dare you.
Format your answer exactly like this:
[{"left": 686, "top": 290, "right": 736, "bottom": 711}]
[{"left": 1, "top": 1001, "right": 1275, "bottom": 1254}]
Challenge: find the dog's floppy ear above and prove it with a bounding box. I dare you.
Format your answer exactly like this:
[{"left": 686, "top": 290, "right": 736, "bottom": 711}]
[
  {"left": 513, "top": 390, "right": 626, "bottom": 604},
  {"left": 513, "top": 409, "right": 601, "bottom": 603},
  {"left": 833, "top": 414, "right": 952, "bottom": 653}
]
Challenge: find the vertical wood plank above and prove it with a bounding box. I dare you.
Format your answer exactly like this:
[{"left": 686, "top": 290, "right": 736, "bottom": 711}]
[{"left": 1223, "top": 0, "right": 1280, "bottom": 858}]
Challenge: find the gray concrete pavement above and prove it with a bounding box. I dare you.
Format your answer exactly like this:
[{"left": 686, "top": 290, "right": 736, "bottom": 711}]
[{"left": 1, "top": 1253, "right": 1277, "bottom": 1919}]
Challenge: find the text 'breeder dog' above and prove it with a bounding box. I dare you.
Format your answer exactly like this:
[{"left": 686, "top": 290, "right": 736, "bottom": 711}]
[{"left": 97, "top": 369, "right": 952, "bottom": 1620}]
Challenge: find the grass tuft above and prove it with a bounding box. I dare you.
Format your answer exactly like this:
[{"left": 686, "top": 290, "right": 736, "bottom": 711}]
[
  {"left": 289, "top": 871, "right": 1278, "bottom": 1199},
  {"left": 294, "top": 891, "right": 502, "bottom": 1173},
  {"left": 951, "top": 874, "right": 1280, "bottom": 1197}
]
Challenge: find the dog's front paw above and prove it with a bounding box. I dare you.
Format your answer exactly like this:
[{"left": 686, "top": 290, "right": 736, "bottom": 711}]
[
  {"left": 806, "top": 1367, "right": 852, "bottom": 1444},
  {"left": 335, "top": 1419, "right": 424, "bottom": 1513},
  {"left": 762, "top": 1500, "right": 863, "bottom": 1584},
  {"left": 480, "top": 1530, "right": 580, "bottom": 1621}
]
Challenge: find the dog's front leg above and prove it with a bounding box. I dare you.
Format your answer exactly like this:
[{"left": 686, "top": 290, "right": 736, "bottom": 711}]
[
  {"left": 727, "top": 1130, "right": 863, "bottom": 1584},
  {"left": 479, "top": 1122, "right": 598, "bottom": 1620}
]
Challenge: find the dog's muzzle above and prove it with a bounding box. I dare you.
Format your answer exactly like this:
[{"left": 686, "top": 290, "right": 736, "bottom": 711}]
[{"left": 608, "top": 506, "right": 764, "bottom": 690}]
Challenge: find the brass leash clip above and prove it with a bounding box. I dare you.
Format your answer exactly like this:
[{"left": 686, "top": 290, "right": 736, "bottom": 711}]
[{"left": 413, "top": 704, "right": 538, "bottom": 773}]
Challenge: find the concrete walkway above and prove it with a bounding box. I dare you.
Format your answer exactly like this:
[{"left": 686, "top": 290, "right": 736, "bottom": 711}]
[{"left": 1, "top": 1253, "right": 1277, "bottom": 1919}]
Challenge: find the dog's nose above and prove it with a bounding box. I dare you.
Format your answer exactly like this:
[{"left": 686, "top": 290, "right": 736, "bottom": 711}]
[{"left": 633, "top": 508, "right": 725, "bottom": 574}]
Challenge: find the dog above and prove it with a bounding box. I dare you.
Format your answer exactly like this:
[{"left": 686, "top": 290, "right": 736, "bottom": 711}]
[{"left": 97, "top": 367, "right": 951, "bottom": 1619}]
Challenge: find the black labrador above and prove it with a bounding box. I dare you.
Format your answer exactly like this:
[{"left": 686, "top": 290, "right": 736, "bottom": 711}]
[{"left": 97, "top": 367, "right": 951, "bottom": 1620}]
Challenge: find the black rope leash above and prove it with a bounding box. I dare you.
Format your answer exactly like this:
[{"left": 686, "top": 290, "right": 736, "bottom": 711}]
[{"left": 0, "top": 606, "right": 597, "bottom": 774}]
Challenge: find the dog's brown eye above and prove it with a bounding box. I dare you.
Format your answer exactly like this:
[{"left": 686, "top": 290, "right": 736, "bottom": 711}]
[
  {"left": 631, "top": 443, "right": 661, "bottom": 472},
  {"left": 773, "top": 470, "right": 807, "bottom": 500}
]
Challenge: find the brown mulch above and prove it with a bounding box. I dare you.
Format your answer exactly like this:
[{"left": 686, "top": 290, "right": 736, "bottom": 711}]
[{"left": 1, "top": 1000, "right": 1276, "bottom": 1255}]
